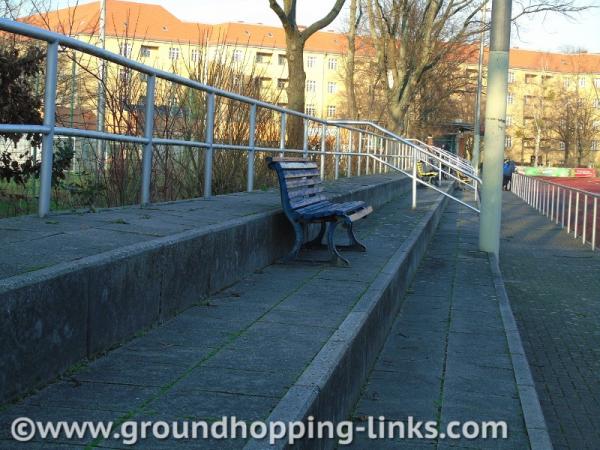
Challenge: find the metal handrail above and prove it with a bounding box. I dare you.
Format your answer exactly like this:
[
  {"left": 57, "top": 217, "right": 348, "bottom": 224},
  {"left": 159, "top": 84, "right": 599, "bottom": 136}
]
[
  {"left": 0, "top": 18, "right": 480, "bottom": 217},
  {"left": 512, "top": 173, "right": 598, "bottom": 250}
]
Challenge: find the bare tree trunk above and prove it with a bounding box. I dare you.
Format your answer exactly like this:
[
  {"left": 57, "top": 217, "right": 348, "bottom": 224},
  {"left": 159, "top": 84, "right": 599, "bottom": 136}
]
[
  {"left": 269, "top": 0, "right": 347, "bottom": 149},
  {"left": 345, "top": 0, "right": 360, "bottom": 119},
  {"left": 285, "top": 34, "right": 306, "bottom": 148}
]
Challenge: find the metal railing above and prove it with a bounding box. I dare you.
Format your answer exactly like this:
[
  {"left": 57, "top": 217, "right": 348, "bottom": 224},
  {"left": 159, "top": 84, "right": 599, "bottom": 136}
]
[
  {"left": 512, "top": 173, "right": 599, "bottom": 250},
  {"left": 0, "top": 19, "right": 480, "bottom": 217}
]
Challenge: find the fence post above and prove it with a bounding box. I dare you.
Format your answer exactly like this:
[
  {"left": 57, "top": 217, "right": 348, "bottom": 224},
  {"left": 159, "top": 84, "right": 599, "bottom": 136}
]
[
  {"left": 583, "top": 194, "right": 588, "bottom": 245},
  {"left": 38, "top": 41, "right": 59, "bottom": 218},
  {"left": 247, "top": 103, "right": 257, "bottom": 192},
  {"left": 279, "top": 112, "right": 286, "bottom": 157},
  {"left": 320, "top": 123, "right": 326, "bottom": 179},
  {"left": 141, "top": 74, "right": 156, "bottom": 205},
  {"left": 203, "top": 93, "right": 215, "bottom": 198},
  {"left": 592, "top": 197, "right": 597, "bottom": 250},
  {"left": 574, "top": 192, "right": 579, "bottom": 238}
]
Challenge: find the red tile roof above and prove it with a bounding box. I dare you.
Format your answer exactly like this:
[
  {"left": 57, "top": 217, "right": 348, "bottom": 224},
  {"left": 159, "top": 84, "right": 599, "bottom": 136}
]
[{"left": 24, "top": 0, "right": 600, "bottom": 73}]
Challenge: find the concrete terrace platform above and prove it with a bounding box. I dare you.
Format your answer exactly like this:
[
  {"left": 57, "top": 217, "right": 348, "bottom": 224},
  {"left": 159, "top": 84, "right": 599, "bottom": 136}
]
[
  {"left": 0, "top": 181, "right": 450, "bottom": 449},
  {"left": 0, "top": 174, "right": 413, "bottom": 403}
]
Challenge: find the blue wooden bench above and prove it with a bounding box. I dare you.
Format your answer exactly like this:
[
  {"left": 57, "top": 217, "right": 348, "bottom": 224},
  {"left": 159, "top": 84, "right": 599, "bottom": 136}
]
[{"left": 267, "top": 157, "right": 373, "bottom": 266}]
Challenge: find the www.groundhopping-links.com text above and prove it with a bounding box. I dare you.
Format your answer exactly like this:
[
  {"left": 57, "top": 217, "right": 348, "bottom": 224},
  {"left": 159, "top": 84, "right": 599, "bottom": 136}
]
[{"left": 10, "top": 415, "right": 509, "bottom": 445}]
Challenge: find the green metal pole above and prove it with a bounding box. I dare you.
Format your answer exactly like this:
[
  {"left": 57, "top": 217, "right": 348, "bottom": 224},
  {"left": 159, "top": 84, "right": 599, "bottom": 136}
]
[{"left": 479, "top": 0, "right": 512, "bottom": 257}]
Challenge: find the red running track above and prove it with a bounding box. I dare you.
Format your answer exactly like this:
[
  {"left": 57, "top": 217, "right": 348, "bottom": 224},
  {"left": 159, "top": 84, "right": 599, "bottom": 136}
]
[{"left": 538, "top": 177, "right": 600, "bottom": 247}]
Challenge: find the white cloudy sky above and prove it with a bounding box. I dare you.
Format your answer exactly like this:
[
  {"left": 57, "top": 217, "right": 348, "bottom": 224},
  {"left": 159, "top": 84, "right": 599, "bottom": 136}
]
[{"left": 54, "top": 0, "right": 600, "bottom": 53}]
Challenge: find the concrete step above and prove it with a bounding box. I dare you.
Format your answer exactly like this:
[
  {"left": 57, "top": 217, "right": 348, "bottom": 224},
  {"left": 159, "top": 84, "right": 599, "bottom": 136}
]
[
  {"left": 0, "top": 181, "right": 451, "bottom": 449},
  {"left": 0, "top": 174, "right": 411, "bottom": 404}
]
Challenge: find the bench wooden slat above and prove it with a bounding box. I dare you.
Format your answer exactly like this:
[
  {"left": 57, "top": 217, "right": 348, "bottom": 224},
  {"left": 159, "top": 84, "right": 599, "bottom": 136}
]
[
  {"left": 278, "top": 162, "right": 318, "bottom": 170},
  {"left": 290, "top": 195, "right": 328, "bottom": 209},
  {"left": 287, "top": 186, "right": 324, "bottom": 199},
  {"left": 347, "top": 205, "right": 373, "bottom": 222},
  {"left": 284, "top": 169, "right": 320, "bottom": 179},
  {"left": 285, "top": 177, "right": 322, "bottom": 189}
]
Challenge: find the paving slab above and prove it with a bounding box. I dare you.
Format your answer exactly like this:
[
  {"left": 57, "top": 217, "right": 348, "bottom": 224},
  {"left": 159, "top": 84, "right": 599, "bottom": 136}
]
[
  {"left": 0, "top": 184, "right": 445, "bottom": 449},
  {"left": 348, "top": 195, "right": 542, "bottom": 449},
  {"left": 500, "top": 192, "right": 600, "bottom": 450}
]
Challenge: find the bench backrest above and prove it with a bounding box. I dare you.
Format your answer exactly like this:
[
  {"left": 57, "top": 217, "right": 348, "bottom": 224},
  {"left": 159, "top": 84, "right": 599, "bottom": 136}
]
[
  {"left": 267, "top": 157, "right": 326, "bottom": 217},
  {"left": 416, "top": 161, "right": 429, "bottom": 176}
]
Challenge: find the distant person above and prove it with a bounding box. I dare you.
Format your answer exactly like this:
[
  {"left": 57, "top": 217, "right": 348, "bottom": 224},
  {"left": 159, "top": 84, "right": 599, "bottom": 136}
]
[{"left": 503, "top": 159, "right": 516, "bottom": 191}]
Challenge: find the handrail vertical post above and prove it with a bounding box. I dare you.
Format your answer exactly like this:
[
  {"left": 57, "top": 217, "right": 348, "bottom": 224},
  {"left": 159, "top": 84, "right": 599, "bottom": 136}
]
[
  {"left": 412, "top": 148, "right": 417, "bottom": 209},
  {"left": 279, "top": 112, "right": 286, "bottom": 157},
  {"left": 38, "top": 41, "right": 59, "bottom": 217},
  {"left": 357, "top": 132, "right": 362, "bottom": 176},
  {"left": 561, "top": 188, "right": 566, "bottom": 228},
  {"left": 303, "top": 119, "right": 309, "bottom": 158},
  {"left": 347, "top": 130, "right": 352, "bottom": 177},
  {"left": 203, "top": 93, "right": 215, "bottom": 198},
  {"left": 320, "top": 123, "right": 326, "bottom": 179},
  {"left": 247, "top": 103, "right": 257, "bottom": 192},
  {"left": 334, "top": 127, "right": 340, "bottom": 180},
  {"left": 141, "top": 74, "right": 156, "bottom": 205}
]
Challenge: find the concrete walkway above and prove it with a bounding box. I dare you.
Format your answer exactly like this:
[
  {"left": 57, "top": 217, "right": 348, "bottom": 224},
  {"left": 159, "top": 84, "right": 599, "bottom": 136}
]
[
  {"left": 500, "top": 192, "right": 600, "bottom": 449},
  {"left": 0, "top": 186, "right": 443, "bottom": 449},
  {"left": 348, "top": 196, "right": 546, "bottom": 449}
]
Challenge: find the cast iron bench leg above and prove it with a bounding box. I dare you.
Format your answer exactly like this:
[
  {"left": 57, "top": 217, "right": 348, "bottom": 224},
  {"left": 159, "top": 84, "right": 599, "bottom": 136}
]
[
  {"left": 326, "top": 220, "right": 350, "bottom": 266},
  {"left": 283, "top": 221, "right": 304, "bottom": 262},
  {"left": 343, "top": 222, "right": 367, "bottom": 251}
]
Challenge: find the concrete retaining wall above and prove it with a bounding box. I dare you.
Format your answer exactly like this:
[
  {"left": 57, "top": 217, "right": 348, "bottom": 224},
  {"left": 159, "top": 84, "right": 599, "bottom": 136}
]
[{"left": 0, "top": 176, "right": 411, "bottom": 405}]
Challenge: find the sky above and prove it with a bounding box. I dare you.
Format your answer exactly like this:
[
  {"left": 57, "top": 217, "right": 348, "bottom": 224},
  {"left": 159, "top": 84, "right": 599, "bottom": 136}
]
[{"left": 53, "top": 0, "right": 600, "bottom": 53}]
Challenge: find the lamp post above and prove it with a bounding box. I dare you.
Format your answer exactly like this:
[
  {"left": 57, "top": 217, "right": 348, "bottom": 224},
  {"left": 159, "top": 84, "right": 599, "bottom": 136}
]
[
  {"left": 479, "top": 0, "right": 512, "bottom": 257},
  {"left": 471, "top": 1, "right": 488, "bottom": 174}
]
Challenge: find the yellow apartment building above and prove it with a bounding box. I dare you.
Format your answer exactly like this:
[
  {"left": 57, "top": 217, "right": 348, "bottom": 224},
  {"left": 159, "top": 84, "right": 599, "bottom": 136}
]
[{"left": 28, "top": 0, "right": 600, "bottom": 167}]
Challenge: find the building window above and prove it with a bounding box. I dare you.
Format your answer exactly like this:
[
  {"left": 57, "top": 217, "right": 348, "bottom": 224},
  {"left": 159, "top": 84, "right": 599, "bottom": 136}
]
[
  {"left": 595, "top": 78, "right": 600, "bottom": 88},
  {"left": 559, "top": 141, "right": 566, "bottom": 151},
  {"left": 579, "top": 77, "right": 586, "bottom": 88},
  {"left": 505, "top": 135, "right": 512, "bottom": 148},
  {"left": 563, "top": 78, "right": 570, "bottom": 88},
  {"left": 168, "top": 47, "right": 180, "bottom": 60},
  {"left": 306, "top": 80, "right": 316, "bottom": 93},
  {"left": 525, "top": 74, "right": 537, "bottom": 84},
  {"left": 277, "top": 78, "right": 288, "bottom": 89},
  {"left": 508, "top": 71, "right": 515, "bottom": 83},
  {"left": 233, "top": 49, "right": 243, "bottom": 62},
  {"left": 259, "top": 77, "right": 271, "bottom": 89},
  {"left": 256, "top": 52, "right": 272, "bottom": 64},
  {"left": 305, "top": 104, "right": 316, "bottom": 116},
  {"left": 524, "top": 95, "right": 534, "bottom": 105},
  {"left": 191, "top": 49, "right": 200, "bottom": 62},
  {"left": 593, "top": 120, "right": 600, "bottom": 130},
  {"left": 327, "top": 105, "right": 336, "bottom": 117},
  {"left": 327, "top": 81, "right": 337, "bottom": 94},
  {"left": 593, "top": 99, "right": 600, "bottom": 109},
  {"left": 507, "top": 93, "right": 513, "bottom": 105},
  {"left": 139, "top": 45, "right": 152, "bottom": 58},
  {"left": 506, "top": 115, "right": 512, "bottom": 127},
  {"left": 328, "top": 58, "right": 337, "bottom": 70},
  {"left": 278, "top": 54, "right": 286, "bottom": 65},
  {"left": 592, "top": 140, "right": 599, "bottom": 151},
  {"left": 119, "top": 43, "right": 132, "bottom": 58},
  {"left": 306, "top": 56, "right": 317, "bottom": 68}
]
